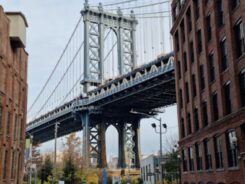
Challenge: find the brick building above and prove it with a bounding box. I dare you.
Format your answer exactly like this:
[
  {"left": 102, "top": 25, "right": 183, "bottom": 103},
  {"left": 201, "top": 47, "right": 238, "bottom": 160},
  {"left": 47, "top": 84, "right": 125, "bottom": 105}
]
[
  {"left": 171, "top": 0, "right": 245, "bottom": 183},
  {"left": 0, "top": 6, "right": 28, "bottom": 184}
]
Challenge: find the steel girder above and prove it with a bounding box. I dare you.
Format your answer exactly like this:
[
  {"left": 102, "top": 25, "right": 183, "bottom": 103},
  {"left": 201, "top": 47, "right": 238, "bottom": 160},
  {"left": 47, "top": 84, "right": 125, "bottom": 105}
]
[{"left": 81, "top": 2, "right": 138, "bottom": 93}]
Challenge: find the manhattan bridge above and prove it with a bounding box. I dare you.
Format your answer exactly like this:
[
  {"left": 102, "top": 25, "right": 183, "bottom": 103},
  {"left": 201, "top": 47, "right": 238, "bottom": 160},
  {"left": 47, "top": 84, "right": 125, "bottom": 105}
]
[{"left": 26, "top": 0, "right": 176, "bottom": 169}]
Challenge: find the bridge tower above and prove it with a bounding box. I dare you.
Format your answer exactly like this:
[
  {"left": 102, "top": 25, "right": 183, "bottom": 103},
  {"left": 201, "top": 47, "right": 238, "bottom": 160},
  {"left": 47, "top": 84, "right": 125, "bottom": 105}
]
[
  {"left": 81, "top": 0, "right": 138, "bottom": 93},
  {"left": 80, "top": 1, "right": 140, "bottom": 169}
]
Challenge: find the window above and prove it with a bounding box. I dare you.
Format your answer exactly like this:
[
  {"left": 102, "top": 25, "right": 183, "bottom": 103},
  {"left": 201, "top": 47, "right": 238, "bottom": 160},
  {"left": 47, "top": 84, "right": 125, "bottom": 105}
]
[
  {"left": 0, "top": 105, "right": 2, "bottom": 131},
  {"left": 181, "top": 118, "right": 185, "bottom": 138},
  {"left": 234, "top": 19, "right": 245, "bottom": 58},
  {"left": 11, "top": 151, "right": 15, "bottom": 178},
  {"left": 206, "top": 14, "right": 212, "bottom": 41},
  {"left": 181, "top": 20, "right": 185, "bottom": 42},
  {"left": 19, "top": 118, "right": 24, "bottom": 141},
  {"left": 14, "top": 114, "right": 18, "bottom": 140},
  {"left": 178, "top": 61, "right": 181, "bottom": 79},
  {"left": 217, "top": 0, "right": 224, "bottom": 27},
  {"left": 194, "top": 0, "right": 200, "bottom": 20},
  {"left": 188, "top": 147, "right": 194, "bottom": 171},
  {"left": 197, "top": 30, "right": 202, "bottom": 53},
  {"left": 200, "top": 64, "right": 205, "bottom": 90},
  {"left": 220, "top": 39, "right": 228, "bottom": 71},
  {"left": 148, "top": 164, "right": 151, "bottom": 182},
  {"left": 195, "top": 143, "right": 203, "bottom": 170},
  {"left": 187, "top": 8, "right": 192, "bottom": 32},
  {"left": 202, "top": 102, "right": 208, "bottom": 127},
  {"left": 226, "top": 130, "right": 238, "bottom": 167},
  {"left": 185, "top": 82, "right": 189, "bottom": 103},
  {"left": 179, "top": 89, "right": 183, "bottom": 108},
  {"left": 182, "top": 149, "right": 188, "bottom": 171},
  {"left": 175, "top": 32, "right": 180, "bottom": 51},
  {"left": 214, "top": 135, "right": 224, "bottom": 169},
  {"left": 240, "top": 69, "right": 245, "bottom": 107},
  {"left": 3, "top": 150, "right": 8, "bottom": 179},
  {"left": 194, "top": 108, "right": 199, "bottom": 131},
  {"left": 231, "top": 0, "right": 240, "bottom": 10},
  {"left": 190, "top": 41, "right": 194, "bottom": 63},
  {"left": 6, "top": 112, "right": 11, "bottom": 136},
  {"left": 212, "top": 93, "right": 219, "bottom": 121},
  {"left": 224, "top": 82, "right": 232, "bottom": 115},
  {"left": 204, "top": 139, "right": 212, "bottom": 170},
  {"left": 192, "top": 74, "right": 197, "bottom": 97},
  {"left": 146, "top": 165, "right": 148, "bottom": 181},
  {"left": 187, "top": 113, "right": 192, "bottom": 135},
  {"left": 208, "top": 52, "right": 215, "bottom": 82},
  {"left": 184, "top": 52, "right": 187, "bottom": 72}
]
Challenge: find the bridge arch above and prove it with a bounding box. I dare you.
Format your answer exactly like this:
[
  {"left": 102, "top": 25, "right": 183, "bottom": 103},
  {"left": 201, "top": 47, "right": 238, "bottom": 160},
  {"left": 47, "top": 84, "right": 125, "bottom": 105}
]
[{"left": 106, "top": 124, "right": 119, "bottom": 168}]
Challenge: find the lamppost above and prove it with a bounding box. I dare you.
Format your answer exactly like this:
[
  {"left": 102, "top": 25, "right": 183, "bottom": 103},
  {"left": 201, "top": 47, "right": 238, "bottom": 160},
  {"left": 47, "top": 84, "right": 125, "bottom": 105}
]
[
  {"left": 54, "top": 122, "right": 60, "bottom": 182},
  {"left": 130, "top": 109, "right": 167, "bottom": 184}
]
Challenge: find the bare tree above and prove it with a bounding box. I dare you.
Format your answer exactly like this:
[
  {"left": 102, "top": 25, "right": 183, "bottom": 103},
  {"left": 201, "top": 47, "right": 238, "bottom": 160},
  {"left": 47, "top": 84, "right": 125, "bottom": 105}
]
[
  {"left": 162, "top": 133, "right": 179, "bottom": 154},
  {"left": 62, "top": 133, "right": 83, "bottom": 170}
]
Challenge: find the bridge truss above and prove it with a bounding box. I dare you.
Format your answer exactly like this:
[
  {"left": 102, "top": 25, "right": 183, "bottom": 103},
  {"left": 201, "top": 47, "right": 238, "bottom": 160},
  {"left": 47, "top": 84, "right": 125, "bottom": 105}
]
[{"left": 27, "top": 0, "right": 175, "bottom": 169}]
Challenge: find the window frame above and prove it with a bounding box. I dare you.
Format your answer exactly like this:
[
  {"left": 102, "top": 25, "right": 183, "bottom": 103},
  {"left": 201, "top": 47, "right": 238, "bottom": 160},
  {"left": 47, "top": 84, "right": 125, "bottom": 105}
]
[
  {"left": 195, "top": 142, "right": 203, "bottom": 170},
  {"left": 214, "top": 135, "right": 224, "bottom": 169},
  {"left": 223, "top": 81, "right": 232, "bottom": 115},
  {"left": 220, "top": 38, "right": 228, "bottom": 71},
  {"left": 234, "top": 19, "right": 245, "bottom": 58},
  {"left": 226, "top": 129, "right": 238, "bottom": 168},
  {"left": 240, "top": 69, "right": 245, "bottom": 107},
  {"left": 204, "top": 139, "right": 213, "bottom": 170}
]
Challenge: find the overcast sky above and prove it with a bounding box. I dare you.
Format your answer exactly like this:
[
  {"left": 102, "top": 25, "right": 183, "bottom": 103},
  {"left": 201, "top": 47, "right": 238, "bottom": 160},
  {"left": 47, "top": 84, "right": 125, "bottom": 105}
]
[{"left": 0, "top": 0, "right": 178, "bottom": 158}]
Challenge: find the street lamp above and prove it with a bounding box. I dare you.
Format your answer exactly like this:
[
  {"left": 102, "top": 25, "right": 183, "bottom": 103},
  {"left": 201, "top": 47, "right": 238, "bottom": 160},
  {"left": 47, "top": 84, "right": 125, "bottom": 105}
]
[
  {"left": 54, "top": 122, "right": 60, "bottom": 181},
  {"left": 130, "top": 109, "right": 167, "bottom": 184}
]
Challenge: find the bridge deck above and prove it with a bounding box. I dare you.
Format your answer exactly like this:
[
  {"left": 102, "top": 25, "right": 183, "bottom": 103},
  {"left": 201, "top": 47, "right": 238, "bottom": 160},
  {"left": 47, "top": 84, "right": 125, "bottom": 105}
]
[{"left": 26, "top": 53, "right": 176, "bottom": 143}]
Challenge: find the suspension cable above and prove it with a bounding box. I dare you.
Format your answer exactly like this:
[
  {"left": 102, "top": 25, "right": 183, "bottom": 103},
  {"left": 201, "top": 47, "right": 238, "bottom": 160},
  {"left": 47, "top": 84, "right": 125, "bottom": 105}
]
[
  {"left": 127, "top": 10, "right": 170, "bottom": 16},
  {"left": 91, "top": 0, "right": 137, "bottom": 7},
  {"left": 36, "top": 42, "right": 84, "bottom": 117},
  {"left": 108, "top": 1, "right": 170, "bottom": 11},
  {"left": 28, "top": 16, "right": 82, "bottom": 113}
]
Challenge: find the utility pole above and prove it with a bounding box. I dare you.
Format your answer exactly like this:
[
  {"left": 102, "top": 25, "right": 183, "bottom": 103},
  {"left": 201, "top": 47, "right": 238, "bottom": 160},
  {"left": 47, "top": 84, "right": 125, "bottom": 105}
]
[
  {"left": 159, "top": 117, "right": 163, "bottom": 184},
  {"left": 54, "top": 122, "right": 59, "bottom": 181},
  {"left": 29, "top": 134, "right": 33, "bottom": 184}
]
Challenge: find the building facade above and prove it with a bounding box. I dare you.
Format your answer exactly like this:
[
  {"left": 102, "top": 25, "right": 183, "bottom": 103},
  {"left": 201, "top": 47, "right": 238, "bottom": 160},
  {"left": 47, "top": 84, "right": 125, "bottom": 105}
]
[
  {"left": 0, "top": 6, "right": 28, "bottom": 184},
  {"left": 171, "top": 0, "right": 245, "bottom": 183},
  {"left": 140, "top": 154, "right": 160, "bottom": 184}
]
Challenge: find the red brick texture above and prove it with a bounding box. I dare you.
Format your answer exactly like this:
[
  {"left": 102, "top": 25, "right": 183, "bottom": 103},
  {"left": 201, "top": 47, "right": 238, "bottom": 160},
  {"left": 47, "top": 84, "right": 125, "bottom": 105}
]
[
  {"left": 0, "top": 6, "right": 28, "bottom": 184},
  {"left": 171, "top": 0, "right": 245, "bottom": 183}
]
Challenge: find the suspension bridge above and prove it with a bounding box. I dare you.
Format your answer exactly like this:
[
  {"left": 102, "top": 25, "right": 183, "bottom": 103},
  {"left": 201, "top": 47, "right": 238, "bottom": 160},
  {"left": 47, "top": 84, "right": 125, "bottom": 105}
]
[{"left": 26, "top": 0, "right": 176, "bottom": 168}]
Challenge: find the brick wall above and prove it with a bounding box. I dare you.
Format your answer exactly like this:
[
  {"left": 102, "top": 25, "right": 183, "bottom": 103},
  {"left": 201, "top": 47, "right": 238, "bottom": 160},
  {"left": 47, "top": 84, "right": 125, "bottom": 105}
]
[
  {"left": 171, "top": 0, "right": 245, "bottom": 183},
  {"left": 0, "top": 5, "right": 28, "bottom": 184}
]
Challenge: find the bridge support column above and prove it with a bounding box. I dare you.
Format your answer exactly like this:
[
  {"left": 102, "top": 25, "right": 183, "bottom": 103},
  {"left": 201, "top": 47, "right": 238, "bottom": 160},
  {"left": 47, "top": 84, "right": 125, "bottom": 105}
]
[
  {"left": 81, "top": 111, "right": 91, "bottom": 168},
  {"left": 132, "top": 120, "right": 141, "bottom": 168},
  {"left": 98, "top": 123, "right": 107, "bottom": 168},
  {"left": 118, "top": 123, "right": 126, "bottom": 168}
]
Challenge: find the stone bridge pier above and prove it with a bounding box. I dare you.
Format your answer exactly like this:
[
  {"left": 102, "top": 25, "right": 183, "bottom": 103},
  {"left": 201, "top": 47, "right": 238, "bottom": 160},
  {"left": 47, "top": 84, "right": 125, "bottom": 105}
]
[{"left": 80, "top": 110, "right": 141, "bottom": 169}]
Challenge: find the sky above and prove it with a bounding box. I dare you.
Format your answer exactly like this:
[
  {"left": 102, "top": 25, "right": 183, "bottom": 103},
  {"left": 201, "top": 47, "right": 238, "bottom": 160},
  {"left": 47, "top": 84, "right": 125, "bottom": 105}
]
[{"left": 0, "top": 0, "right": 178, "bottom": 158}]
